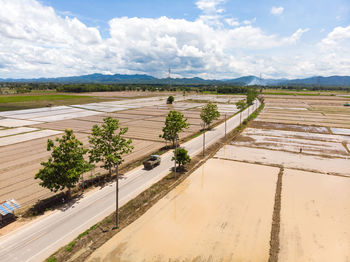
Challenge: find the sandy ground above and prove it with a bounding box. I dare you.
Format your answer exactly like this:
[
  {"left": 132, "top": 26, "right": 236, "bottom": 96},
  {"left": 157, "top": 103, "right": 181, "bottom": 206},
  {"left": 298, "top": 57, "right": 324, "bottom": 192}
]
[
  {"left": 87, "top": 159, "right": 279, "bottom": 262},
  {"left": 279, "top": 169, "right": 350, "bottom": 262},
  {"left": 215, "top": 145, "right": 350, "bottom": 176}
]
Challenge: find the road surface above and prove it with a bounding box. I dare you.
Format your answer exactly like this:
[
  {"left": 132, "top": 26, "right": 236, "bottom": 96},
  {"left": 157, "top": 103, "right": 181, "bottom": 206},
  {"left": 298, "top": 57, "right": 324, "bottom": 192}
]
[{"left": 0, "top": 101, "right": 259, "bottom": 262}]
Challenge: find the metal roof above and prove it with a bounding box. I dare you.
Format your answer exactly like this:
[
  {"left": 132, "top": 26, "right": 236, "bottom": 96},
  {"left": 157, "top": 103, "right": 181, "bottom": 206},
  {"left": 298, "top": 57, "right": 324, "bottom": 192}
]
[{"left": 0, "top": 199, "right": 20, "bottom": 216}]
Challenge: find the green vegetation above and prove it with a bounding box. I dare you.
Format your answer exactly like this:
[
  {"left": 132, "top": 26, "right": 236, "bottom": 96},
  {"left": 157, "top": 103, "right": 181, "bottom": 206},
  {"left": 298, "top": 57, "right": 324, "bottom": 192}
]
[
  {"left": 0, "top": 91, "right": 101, "bottom": 112},
  {"left": 200, "top": 103, "right": 220, "bottom": 129},
  {"left": 65, "top": 241, "right": 76, "bottom": 252},
  {"left": 89, "top": 117, "right": 134, "bottom": 178},
  {"left": 160, "top": 111, "right": 189, "bottom": 147},
  {"left": 0, "top": 94, "right": 88, "bottom": 103},
  {"left": 235, "top": 100, "right": 246, "bottom": 111},
  {"left": 77, "top": 224, "right": 99, "bottom": 239},
  {"left": 246, "top": 88, "right": 258, "bottom": 105},
  {"left": 35, "top": 130, "right": 91, "bottom": 197},
  {"left": 172, "top": 148, "right": 191, "bottom": 171},
  {"left": 167, "top": 95, "right": 174, "bottom": 104},
  {"left": 46, "top": 257, "right": 57, "bottom": 262}
]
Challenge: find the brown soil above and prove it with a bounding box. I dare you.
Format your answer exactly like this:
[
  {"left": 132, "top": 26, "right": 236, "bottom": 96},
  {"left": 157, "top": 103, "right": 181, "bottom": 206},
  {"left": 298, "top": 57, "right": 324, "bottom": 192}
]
[
  {"left": 46, "top": 104, "right": 265, "bottom": 262},
  {"left": 250, "top": 121, "right": 329, "bottom": 134},
  {"left": 0, "top": 105, "right": 223, "bottom": 212}
]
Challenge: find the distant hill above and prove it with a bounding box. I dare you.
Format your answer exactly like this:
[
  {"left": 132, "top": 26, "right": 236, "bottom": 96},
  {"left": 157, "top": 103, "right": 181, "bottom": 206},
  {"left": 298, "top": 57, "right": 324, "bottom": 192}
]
[{"left": 0, "top": 73, "right": 349, "bottom": 87}]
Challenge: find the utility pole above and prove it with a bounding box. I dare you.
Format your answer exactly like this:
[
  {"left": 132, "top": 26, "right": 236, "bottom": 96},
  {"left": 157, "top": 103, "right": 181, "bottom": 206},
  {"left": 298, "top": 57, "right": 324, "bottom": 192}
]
[
  {"left": 115, "top": 164, "right": 119, "bottom": 228},
  {"left": 174, "top": 137, "right": 177, "bottom": 179},
  {"left": 202, "top": 123, "right": 205, "bottom": 156}
]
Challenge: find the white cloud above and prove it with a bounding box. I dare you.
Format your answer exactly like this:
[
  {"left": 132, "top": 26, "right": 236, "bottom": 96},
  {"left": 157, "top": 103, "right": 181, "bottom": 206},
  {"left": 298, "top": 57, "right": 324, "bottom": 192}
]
[
  {"left": 195, "top": 0, "right": 226, "bottom": 13},
  {"left": 319, "top": 25, "right": 350, "bottom": 48},
  {"left": 225, "top": 18, "right": 240, "bottom": 27},
  {"left": 0, "top": 0, "right": 345, "bottom": 80},
  {"left": 271, "top": 6, "right": 284, "bottom": 16},
  {"left": 242, "top": 17, "right": 257, "bottom": 25}
]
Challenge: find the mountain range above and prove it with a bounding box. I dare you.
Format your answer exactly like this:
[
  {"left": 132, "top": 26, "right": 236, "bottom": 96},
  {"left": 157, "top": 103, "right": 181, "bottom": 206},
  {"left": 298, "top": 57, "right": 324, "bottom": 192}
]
[{"left": 0, "top": 73, "right": 350, "bottom": 87}]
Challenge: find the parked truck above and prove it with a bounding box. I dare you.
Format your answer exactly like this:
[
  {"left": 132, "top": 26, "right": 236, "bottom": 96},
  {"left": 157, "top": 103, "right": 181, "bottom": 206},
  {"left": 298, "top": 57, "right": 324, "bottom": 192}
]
[{"left": 143, "top": 155, "right": 161, "bottom": 170}]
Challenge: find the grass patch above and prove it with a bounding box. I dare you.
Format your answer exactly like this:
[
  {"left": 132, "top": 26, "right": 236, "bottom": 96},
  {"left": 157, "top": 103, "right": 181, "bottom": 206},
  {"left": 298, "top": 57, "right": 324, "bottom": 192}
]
[
  {"left": 65, "top": 241, "right": 76, "bottom": 252},
  {"left": 77, "top": 224, "right": 99, "bottom": 239},
  {"left": 0, "top": 94, "right": 89, "bottom": 103},
  {"left": 0, "top": 93, "right": 107, "bottom": 112},
  {"left": 46, "top": 257, "right": 57, "bottom": 262}
]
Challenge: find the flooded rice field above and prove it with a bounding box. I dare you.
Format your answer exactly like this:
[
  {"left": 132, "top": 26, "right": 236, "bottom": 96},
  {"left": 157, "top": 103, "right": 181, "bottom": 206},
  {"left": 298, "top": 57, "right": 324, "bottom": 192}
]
[
  {"left": 279, "top": 169, "right": 350, "bottom": 262},
  {"left": 87, "top": 159, "right": 279, "bottom": 262}
]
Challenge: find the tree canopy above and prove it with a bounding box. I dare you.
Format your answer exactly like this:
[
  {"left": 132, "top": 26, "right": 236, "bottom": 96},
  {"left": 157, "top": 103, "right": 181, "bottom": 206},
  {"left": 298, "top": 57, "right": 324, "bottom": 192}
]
[
  {"left": 160, "top": 110, "right": 189, "bottom": 147},
  {"left": 172, "top": 147, "right": 191, "bottom": 170},
  {"left": 200, "top": 103, "right": 220, "bottom": 128},
  {"left": 235, "top": 100, "right": 246, "bottom": 111},
  {"left": 246, "top": 88, "right": 258, "bottom": 105},
  {"left": 35, "top": 129, "right": 91, "bottom": 195},
  {"left": 167, "top": 95, "right": 174, "bottom": 104},
  {"left": 89, "top": 117, "right": 134, "bottom": 176}
]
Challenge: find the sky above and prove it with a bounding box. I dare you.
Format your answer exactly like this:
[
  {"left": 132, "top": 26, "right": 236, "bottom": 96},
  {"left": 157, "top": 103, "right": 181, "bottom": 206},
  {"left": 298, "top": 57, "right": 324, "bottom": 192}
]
[{"left": 0, "top": 0, "right": 349, "bottom": 79}]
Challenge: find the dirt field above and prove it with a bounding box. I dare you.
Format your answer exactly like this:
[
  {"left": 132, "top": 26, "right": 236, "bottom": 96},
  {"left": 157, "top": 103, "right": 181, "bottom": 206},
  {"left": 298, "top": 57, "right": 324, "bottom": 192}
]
[
  {"left": 87, "top": 159, "right": 279, "bottom": 262},
  {"left": 261, "top": 95, "right": 350, "bottom": 128},
  {"left": 279, "top": 169, "right": 350, "bottom": 262},
  {"left": 0, "top": 96, "right": 233, "bottom": 209}
]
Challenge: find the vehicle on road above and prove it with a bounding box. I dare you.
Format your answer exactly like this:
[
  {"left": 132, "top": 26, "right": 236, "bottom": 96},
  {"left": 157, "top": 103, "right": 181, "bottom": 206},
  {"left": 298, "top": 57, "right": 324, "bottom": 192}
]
[{"left": 143, "top": 155, "right": 161, "bottom": 170}]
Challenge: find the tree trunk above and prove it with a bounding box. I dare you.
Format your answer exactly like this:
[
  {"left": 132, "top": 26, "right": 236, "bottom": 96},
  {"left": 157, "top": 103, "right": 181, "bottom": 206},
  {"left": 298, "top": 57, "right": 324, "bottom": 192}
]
[
  {"left": 115, "top": 165, "right": 119, "bottom": 228},
  {"left": 108, "top": 167, "right": 112, "bottom": 179}
]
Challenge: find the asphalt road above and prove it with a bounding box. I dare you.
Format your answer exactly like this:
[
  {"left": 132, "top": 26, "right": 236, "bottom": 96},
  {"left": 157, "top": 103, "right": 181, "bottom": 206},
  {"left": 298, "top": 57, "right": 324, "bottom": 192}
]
[{"left": 0, "top": 101, "right": 259, "bottom": 262}]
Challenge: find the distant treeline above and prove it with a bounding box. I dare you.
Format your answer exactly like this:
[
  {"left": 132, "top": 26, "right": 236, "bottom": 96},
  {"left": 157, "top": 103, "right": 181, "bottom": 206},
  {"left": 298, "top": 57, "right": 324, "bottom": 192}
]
[{"left": 0, "top": 82, "right": 349, "bottom": 94}]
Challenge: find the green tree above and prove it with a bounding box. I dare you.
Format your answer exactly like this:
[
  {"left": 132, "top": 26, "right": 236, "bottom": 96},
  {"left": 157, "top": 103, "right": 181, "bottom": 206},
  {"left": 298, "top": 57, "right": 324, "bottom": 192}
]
[
  {"left": 200, "top": 103, "right": 220, "bottom": 129},
  {"left": 35, "top": 129, "right": 91, "bottom": 197},
  {"left": 167, "top": 95, "right": 174, "bottom": 104},
  {"left": 235, "top": 100, "right": 246, "bottom": 124},
  {"left": 89, "top": 117, "right": 133, "bottom": 177},
  {"left": 160, "top": 110, "right": 189, "bottom": 147},
  {"left": 88, "top": 117, "right": 133, "bottom": 228},
  {"left": 235, "top": 100, "right": 246, "bottom": 111},
  {"left": 246, "top": 88, "right": 258, "bottom": 105},
  {"left": 172, "top": 147, "right": 191, "bottom": 171}
]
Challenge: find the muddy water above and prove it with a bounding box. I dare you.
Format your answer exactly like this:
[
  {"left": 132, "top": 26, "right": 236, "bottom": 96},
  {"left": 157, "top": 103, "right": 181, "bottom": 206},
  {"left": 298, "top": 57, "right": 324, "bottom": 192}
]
[
  {"left": 234, "top": 134, "right": 348, "bottom": 158},
  {"left": 87, "top": 159, "right": 279, "bottom": 262},
  {"left": 279, "top": 169, "right": 350, "bottom": 262},
  {"left": 216, "top": 145, "right": 350, "bottom": 176}
]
